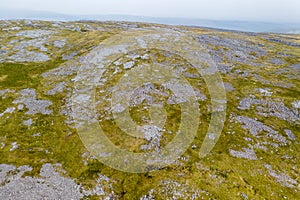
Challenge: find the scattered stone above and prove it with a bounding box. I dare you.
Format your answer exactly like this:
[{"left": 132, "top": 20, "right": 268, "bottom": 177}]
[
  {"left": 196, "top": 34, "right": 266, "bottom": 65},
  {"left": 264, "top": 164, "right": 299, "bottom": 188},
  {"left": 123, "top": 61, "right": 135, "bottom": 69},
  {"left": 158, "top": 180, "right": 200, "bottom": 200},
  {"left": 130, "top": 82, "right": 168, "bottom": 106},
  {"left": 10, "top": 142, "right": 18, "bottom": 151},
  {"left": 194, "top": 89, "right": 207, "bottom": 101},
  {"left": 62, "top": 51, "right": 78, "bottom": 60},
  {"left": 141, "top": 54, "right": 149, "bottom": 60},
  {"left": 53, "top": 39, "right": 66, "bottom": 48},
  {"left": 265, "top": 37, "right": 300, "bottom": 48},
  {"left": 12, "top": 38, "right": 49, "bottom": 52},
  {"left": 217, "top": 64, "right": 234, "bottom": 74},
  {"left": 42, "top": 61, "right": 79, "bottom": 78},
  {"left": 284, "top": 129, "right": 296, "bottom": 141},
  {"left": 163, "top": 82, "right": 196, "bottom": 105},
  {"left": 291, "top": 100, "right": 300, "bottom": 109},
  {"left": 0, "top": 50, "right": 8, "bottom": 56},
  {"left": 236, "top": 116, "right": 288, "bottom": 145},
  {"left": 0, "top": 89, "right": 9, "bottom": 97},
  {"left": 290, "top": 63, "right": 300, "bottom": 70},
  {"left": 240, "top": 193, "right": 249, "bottom": 200},
  {"left": 140, "top": 125, "right": 163, "bottom": 151},
  {"left": 23, "top": 118, "right": 33, "bottom": 129},
  {"left": 0, "top": 89, "right": 15, "bottom": 98},
  {"left": 111, "top": 104, "right": 125, "bottom": 113},
  {"left": 254, "top": 74, "right": 295, "bottom": 88},
  {"left": 17, "top": 104, "right": 24, "bottom": 110},
  {"left": 140, "top": 189, "right": 155, "bottom": 200},
  {"left": 229, "top": 145, "right": 257, "bottom": 160},
  {"left": 257, "top": 88, "right": 273, "bottom": 96},
  {"left": 3, "top": 26, "right": 22, "bottom": 31},
  {"left": 0, "top": 163, "right": 117, "bottom": 199},
  {"left": 15, "top": 30, "right": 53, "bottom": 38},
  {"left": 235, "top": 69, "right": 249, "bottom": 77},
  {"left": 238, "top": 97, "right": 299, "bottom": 123},
  {"left": 236, "top": 116, "right": 275, "bottom": 136},
  {"left": 269, "top": 58, "right": 285, "bottom": 65},
  {"left": 47, "top": 82, "right": 66, "bottom": 95},
  {"left": 32, "top": 132, "right": 41, "bottom": 137},
  {"left": 224, "top": 82, "right": 235, "bottom": 92},
  {"left": 9, "top": 50, "right": 49, "bottom": 62},
  {"left": 0, "top": 107, "right": 15, "bottom": 118},
  {"left": 113, "top": 60, "right": 122, "bottom": 66},
  {"left": 13, "top": 88, "right": 53, "bottom": 115}
]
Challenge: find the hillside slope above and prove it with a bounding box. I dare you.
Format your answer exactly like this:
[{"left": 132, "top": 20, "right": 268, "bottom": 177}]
[{"left": 0, "top": 20, "right": 299, "bottom": 199}]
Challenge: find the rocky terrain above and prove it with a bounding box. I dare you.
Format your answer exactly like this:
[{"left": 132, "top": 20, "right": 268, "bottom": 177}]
[{"left": 0, "top": 20, "right": 299, "bottom": 199}]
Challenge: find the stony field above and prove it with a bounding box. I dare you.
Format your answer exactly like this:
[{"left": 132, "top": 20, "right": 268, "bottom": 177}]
[{"left": 0, "top": 20, "right": 299, "bottom": 199}]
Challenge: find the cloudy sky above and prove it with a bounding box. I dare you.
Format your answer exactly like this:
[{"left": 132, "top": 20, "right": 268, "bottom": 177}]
[{"left": 1, "top": 0, "right": 300, "bottom": 23}]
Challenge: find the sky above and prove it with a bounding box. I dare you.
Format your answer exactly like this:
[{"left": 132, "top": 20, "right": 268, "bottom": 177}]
[{"left": 1, "top": 0, "right": 300, "bottom": 23}]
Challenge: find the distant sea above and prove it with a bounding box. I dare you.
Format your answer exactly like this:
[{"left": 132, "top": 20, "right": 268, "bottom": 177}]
[{"left": 1, "top": 10, "right": 300, "bottom": 34}]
